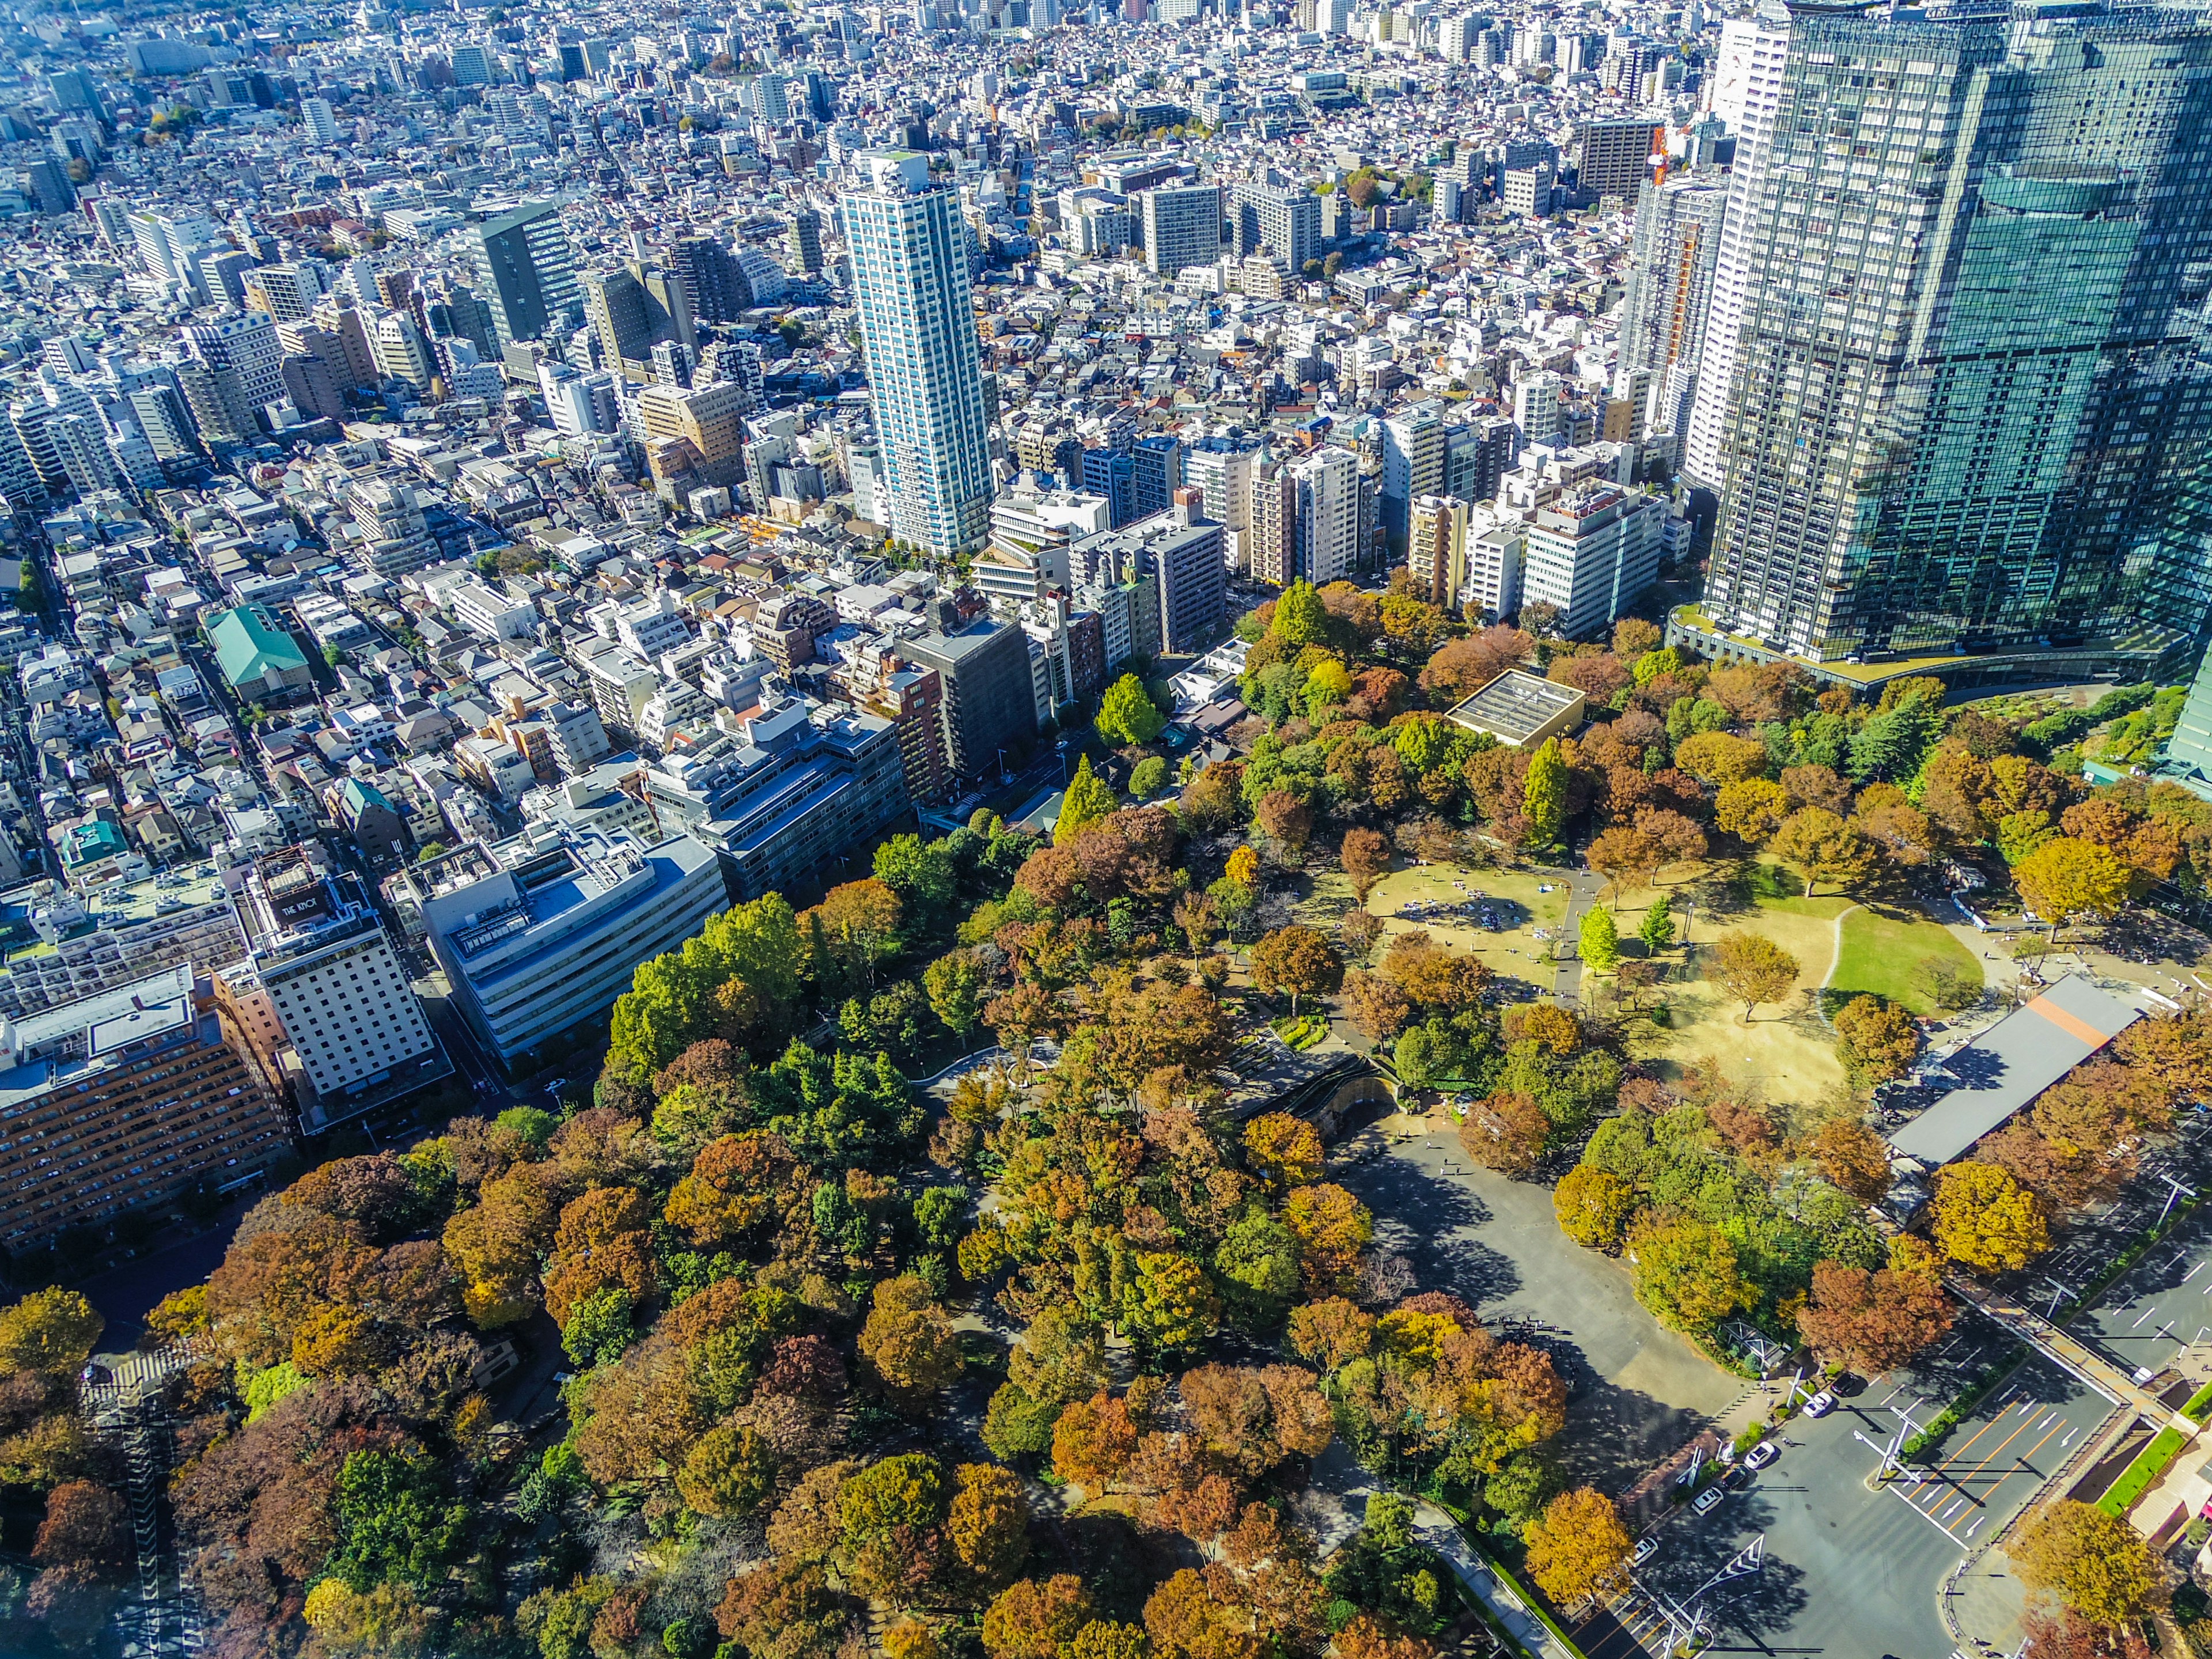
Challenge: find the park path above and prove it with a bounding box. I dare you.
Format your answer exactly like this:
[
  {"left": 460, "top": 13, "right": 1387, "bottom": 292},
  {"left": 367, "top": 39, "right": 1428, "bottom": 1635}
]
[
  {"left": 1819, "top": 902, "right": 1861, "bottom": 995},
  {"left": 1551, "top": 869, "right": 1608, "bottom": 1010}
]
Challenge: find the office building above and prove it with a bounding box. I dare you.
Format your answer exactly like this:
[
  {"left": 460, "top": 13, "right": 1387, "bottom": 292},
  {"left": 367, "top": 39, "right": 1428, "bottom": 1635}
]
[
  {"left": 648, "top": 702, "right": 911, "bottom": 899},
  {"left": 899, "top": 614, "right": 1039, "bottom": 782},
  {"left": 843, "top": 151, "right": 993, "bottom": 558},
  {"left": 1700, "top": 5, "right": 2212, "bottom": 664},
  {"left": 0, "top": 964, "right": 287, "bottom": 1248},
  {"left": 671, "top": 234, "right": 749, "bottom": 324},
  {"left": 181, "top": 314, "right": 285, "bottom": 417},
  {"left": 1524, "top": 485, "right": 1660, "bottom": 639},
  {"left": 1408, "top": 495, "right": 1469, "bottom": 611},
  {"left": 1081, "top": 448, "right": 1137, "bottom": 526},
  {"left": 422, "top": 826, "right": 726, "bottom": 1066},
  {"left": 1140, "top": 183, "right": 1223, "bottom": 278},
  {"left": 232, "top": 848, "right": 444, "bottom": 1134},
  {"left": 1574, "top": 118, "right": 1661, "bottom": 199},
  {"left": 473, "top": 199, "right": 579, "bottom": 347}
]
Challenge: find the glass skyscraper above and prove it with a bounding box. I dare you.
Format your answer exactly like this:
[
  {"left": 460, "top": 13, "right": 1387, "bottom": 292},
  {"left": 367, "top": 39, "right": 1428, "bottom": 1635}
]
[
  {"left": 1698, "top": 4, "right": 2212, "bottom": 666},
  {"left": 843, "top": 150, "right": 993, "bottom": 560}
]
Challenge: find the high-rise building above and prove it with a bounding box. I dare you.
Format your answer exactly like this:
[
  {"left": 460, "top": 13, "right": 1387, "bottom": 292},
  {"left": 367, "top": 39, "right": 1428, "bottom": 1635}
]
[
  {"left": 1681, "top": 5, "right": 1793, "bottom": 488},
  {"left": 583, "top": 266, "right": 656, "bottom": 369},
  {"left": 301, "top": 96, "right": 340, "bottom": 145},
  {"left": 1525, "top": 485, "right": 1662, "bottom": 639},
  {"left": 1617, "top": 176, "right": 1728, "bottom": 389},
  {"left": 1698, "top": 5, "right": 2212, "bottom": 665},
  {"left": 843, "top": 151, "right": 993, "bottom": 558},
  {"left": 1140, "top": 183, "right": 1223, "bottom": 277},
  {"left": 1232, "top": 179, "right": 1321, "bottom": 272},
  {"left": 1573, "top": 118, "right": 1661, "bottom": 200},
  {"left": 1513, "top": 372, "right": 1565, "bottom": 455},
  {"left": 1443, "top": 418, "right": 1515, "bottom": 508},
  {"left": 1132, "top": 434, "right": 1183, "bottom": 518},
  {"left": 1408, "top": 495, "right": 1470, "bottom": 609},
  {"left": 181, "top": 313, "right": 285, "bottom": 415},
  {"left": 899, "top": 613, "right": 1039, "bottom": 782},
  {"left": 473, "top": 199, "right": 578, "bottom": 347},
  {"left": 787, "top": 205, "right": 824, "bottom": 274},
  {"left": 1382, "top": 406, "right": 1446, "bottom": 549},
  {"left": 0, "top": 964, "right": 287, "bottom": 1249},
  {"left": 232, "top": 847, "right": 445, "bottom": 1135},
  {"left": 671, "top": 234, "right": 748, "bottom": 323},
  {"left": 1294, "top": 445, "right": 1360, "bottom": 588}
]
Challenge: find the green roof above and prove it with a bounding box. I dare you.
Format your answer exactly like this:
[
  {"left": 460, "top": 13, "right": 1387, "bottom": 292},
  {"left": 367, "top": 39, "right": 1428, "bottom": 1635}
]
[{"left": 207, "top": 604, "right": 308, "bottom": 687}]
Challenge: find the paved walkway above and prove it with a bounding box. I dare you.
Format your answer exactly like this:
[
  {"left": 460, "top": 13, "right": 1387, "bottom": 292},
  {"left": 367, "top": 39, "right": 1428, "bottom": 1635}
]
[
  {"left": 1551, "top": 870, "right": 1607, "bottom": 1010},
  {"left": 1414, "top": 1502, "right": 1584, "bottom": 1659}
]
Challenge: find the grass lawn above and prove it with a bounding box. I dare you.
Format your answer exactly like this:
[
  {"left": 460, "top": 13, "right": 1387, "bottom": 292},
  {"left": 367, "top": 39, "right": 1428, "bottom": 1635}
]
[
  {"left": 1599, "top": 862, "right": 1854, "bottom": 1103},
  {"left": 1306, "top": 860, "right": 1574, "bottom": 1003},
  {"left": 1830, "top": 904, "right": 1984, "bottom": 1014}
]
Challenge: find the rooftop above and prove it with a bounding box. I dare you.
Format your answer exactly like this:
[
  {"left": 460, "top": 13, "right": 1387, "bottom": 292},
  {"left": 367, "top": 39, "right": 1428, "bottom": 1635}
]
[
  {"left": 1887, "top": 975, "right": 2147, "bottom": 1168},
  {"left": 1443, "top": 669, "right": 1585, "bottom": 746}
]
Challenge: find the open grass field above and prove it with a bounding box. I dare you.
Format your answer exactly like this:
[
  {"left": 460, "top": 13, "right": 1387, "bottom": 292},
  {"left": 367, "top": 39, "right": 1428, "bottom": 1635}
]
[
  {"left": 1302, "top": 859, "right": 1574, "bottom": 1005},
  {"left": 1830, "top": 903, "right": 1984, "bottom": 1013}
]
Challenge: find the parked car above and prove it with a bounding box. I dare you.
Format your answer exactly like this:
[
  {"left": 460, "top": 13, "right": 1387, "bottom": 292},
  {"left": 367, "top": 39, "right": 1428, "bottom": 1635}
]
[
  {"left": 1805, "top": 1390, "right": 1836, "bottom": 1418},
  {"left": 1692, "top": 1484, "right": 1727, "bottom": 1516},
  {"left": 1743, "top": 1441, "right": 1778, "bottom": 1472},
  {"left": 1632, "top": 1536, "right": 1658, "bottom": 1567}
]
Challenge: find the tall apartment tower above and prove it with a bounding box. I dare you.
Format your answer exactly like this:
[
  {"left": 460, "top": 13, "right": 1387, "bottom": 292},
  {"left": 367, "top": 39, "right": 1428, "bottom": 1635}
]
[
  {"left": 1408, "top": 495, "right": 1470, "bottom": 609},
  {"left": 473, "top": 199, "right": 579, "bottom": 347},
  {"left": 1700, "top": 5, "right": 2212, "bottom": 664},
  {"left": 1232, "top": 179, "right": 1321, "bottom": 272},
  {"left": 1617, "top": 177, "right": 1728, "bottom": 388},
  {"left": 787, "top": 205, "right": 824, "bottom": 274},
  {"left": 1680, "top": 5, "right": 1793, "bottom": 487},
  {"left": 843, "top": 151, "right": 993, "bottom": 558},
  {"left": 1573, "top": 118, "right": 1660, "bottom": 199},
  {"left": 1141, "top": 183, "right": 1224, "bottom": 277},
  {"left": 1293, "top": 446, "right": 1360, "bottom": 588}
]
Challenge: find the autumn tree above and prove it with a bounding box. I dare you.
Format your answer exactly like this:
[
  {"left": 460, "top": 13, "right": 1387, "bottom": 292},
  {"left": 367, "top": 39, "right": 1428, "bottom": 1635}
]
[
  {"left": 1457, "top": 1091, "right": 1550, "bottom": 1179},
  {"left": 1826, "top": 995, "right": 1920, "bottom": 1087},
  {"left": 1795, "top": 1260, "right": 1950, "bottom": 1374},
  {"left": 1059, "top": 757, "right": 1118, "bottom": 844},
  {"left": 2014, "top": 1501, "right": 2168, "bottom": 1630},
  {"left": 947, "top": 1463, "right": 1031, "bottom": 1599},
  {"left": 1283, "top": 1184, "right": 1373, "bottom": 1294},
  {"left": 1807, "top": 1117, "right": 1894, "bottom": 1203},
  {"left": 1672, "top": 732, "right": 1768, "bottom": 785},
  {"left": 1553, "top": 1166, "right": 1637, "bottom": 1252},
  {"left": 2014, "top": 836, "right": 2131, "bottom": 944},
  {"left": 984, "top": 1575, "right": 1096, "bottom": 1659},
  {"left": 860, "top": 1275, "right": 963, "bottom": 1402},
  {"left": 1577, "top": 906, "right": 1618, "bottom": 974},
  {"left": 1715, "top": 778, "right": 1791, "bottom": 844},
  {"left": 1769, "top": 808, "right": 1878, "bottom": 897},
  {"left": 1244, "top": 1112, "right": 1325, "bottom": 1190},
  {"left": 1933, "top": 1161, "right": 2048, "bottom": 1271},
  {"left": 1051, "top": 1392, "right": 1140, "bottom": 1490},
  {"left": 1340, "top": 827, "right": 1391, "bottom": 902},
  {"left": 1256, "top": 791, "right": 1316, "bottom": 861},
  {"left": 1250, "top": 925, "right": 1343, "bottom": 1017},
  {"left": 1524, "top": 1488, "right": 1633, "bottom": 1606},
  {"left": 815, "top": 878, "right": 904, "bottom": 987},
  {"left": 0, "top": 1290, "right": 103, "bottom": 1377},
  {"left": 1711, "top": 931, "right": 1799, "bottom": 1022}
]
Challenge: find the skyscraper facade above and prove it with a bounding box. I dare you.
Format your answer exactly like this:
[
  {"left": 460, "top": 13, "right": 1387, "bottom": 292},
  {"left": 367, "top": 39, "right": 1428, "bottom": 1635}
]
[
  {"left": 473, "top": 199, "right": 579, "bottom": 347},
  {"left": 844, "top": 151, "right": 993, "bottom": 558},
  {"left": 1699, "top": 6, "right": 2212, "bottom": 664}
]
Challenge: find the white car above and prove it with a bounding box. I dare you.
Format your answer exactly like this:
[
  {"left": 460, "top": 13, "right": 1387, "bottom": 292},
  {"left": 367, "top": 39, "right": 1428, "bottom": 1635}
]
[
  {"left": 1804, "top": 1390, "right": 1836, "bottom": 1418},
  {"left": 1692, "top": 1484, "right": 1726, "bottom": 1516},
  {"left": 1743, "top": 1441, "right": 1778, "bottom": 1472},
  {"left": 1633, "top": 1536, "right": 1658, "bottom": 1567}
]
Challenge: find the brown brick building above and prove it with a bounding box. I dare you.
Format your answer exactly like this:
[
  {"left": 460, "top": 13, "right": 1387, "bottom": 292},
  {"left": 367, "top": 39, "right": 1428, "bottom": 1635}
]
[{"left": 0, "top": 963, "right": 289, "bottom": 1248}]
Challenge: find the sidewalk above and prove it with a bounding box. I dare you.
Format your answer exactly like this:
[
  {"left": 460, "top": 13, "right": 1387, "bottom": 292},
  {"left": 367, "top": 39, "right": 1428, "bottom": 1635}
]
[
  {"left": 1414, "top": 1502, "right": 1583, "bottom": 1659},
  {"left": 1943, "top": 1274, "right": 2169, "bottom": 1420}
]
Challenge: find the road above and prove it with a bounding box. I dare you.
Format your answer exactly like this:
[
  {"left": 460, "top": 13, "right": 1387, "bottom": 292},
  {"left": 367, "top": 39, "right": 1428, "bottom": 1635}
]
[{"left": 1575, "top": 1336, "right": 2102, "bottom": 1659}]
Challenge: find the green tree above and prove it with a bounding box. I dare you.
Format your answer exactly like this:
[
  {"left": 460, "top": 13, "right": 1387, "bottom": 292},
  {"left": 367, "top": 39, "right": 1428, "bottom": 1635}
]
[
  {"left": 1271, "top": 580, "right": 1328, "bottom": 650},
  {"left": 605, "top": 894, "right": 804, "bottom": 1081},
  {"left": 0, "top": 1289, "right": 103, "bottom": 1376},
  {"left": 923, "top": 950, "right": 988, "bottom": 1043},
  {"left": 1097, "top": 674, "right": 1167, "bottom": 747},
  {"left": 1056, "top": 756, "right": 1116, "bottom": 844},
  {"left": 1213, "top": 1209, "right": 1303, "bottom": 1329},
  {"left": 1129, "top": 755, "right": 1169, "bottom": 799},
  {"left": 324, "top": 1449, "right": 467, "bottom": 1592},
  {"left": 1578, "top": 906, "right": 1618, "bottom": 972},
  {"left": 560, "top": 1285, "right": 635, "bottom": 1367},
  {"left": 1637, "top": 894, "right": 1673, "bottom": 952},
  {"left": 1627, "top": 1217, "right": 1748, "bottom": 1335},
  {"left": 1522, "top": 738, "right": 1567, "bottom": 844},
  {"left": 678, "top": 1424, "right": 777, "bottom": 1516},
  {"left": 875, "top": 834, "right": 959, "bottom": 931},
  {"left": 1120, "top": 1252, "right": 1216, "bottom": 1354}
]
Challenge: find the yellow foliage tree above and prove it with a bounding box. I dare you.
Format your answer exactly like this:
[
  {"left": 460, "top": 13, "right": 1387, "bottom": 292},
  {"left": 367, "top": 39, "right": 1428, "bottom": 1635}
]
[{"left": 1931, "top": 1162, "right": 2048, "bottom": 1272}]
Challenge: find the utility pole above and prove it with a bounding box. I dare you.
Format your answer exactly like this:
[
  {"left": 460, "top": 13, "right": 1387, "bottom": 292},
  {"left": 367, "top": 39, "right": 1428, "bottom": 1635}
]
[{"left": 1650, "top": 1535, "right": 1765, "bottom": 1654}]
